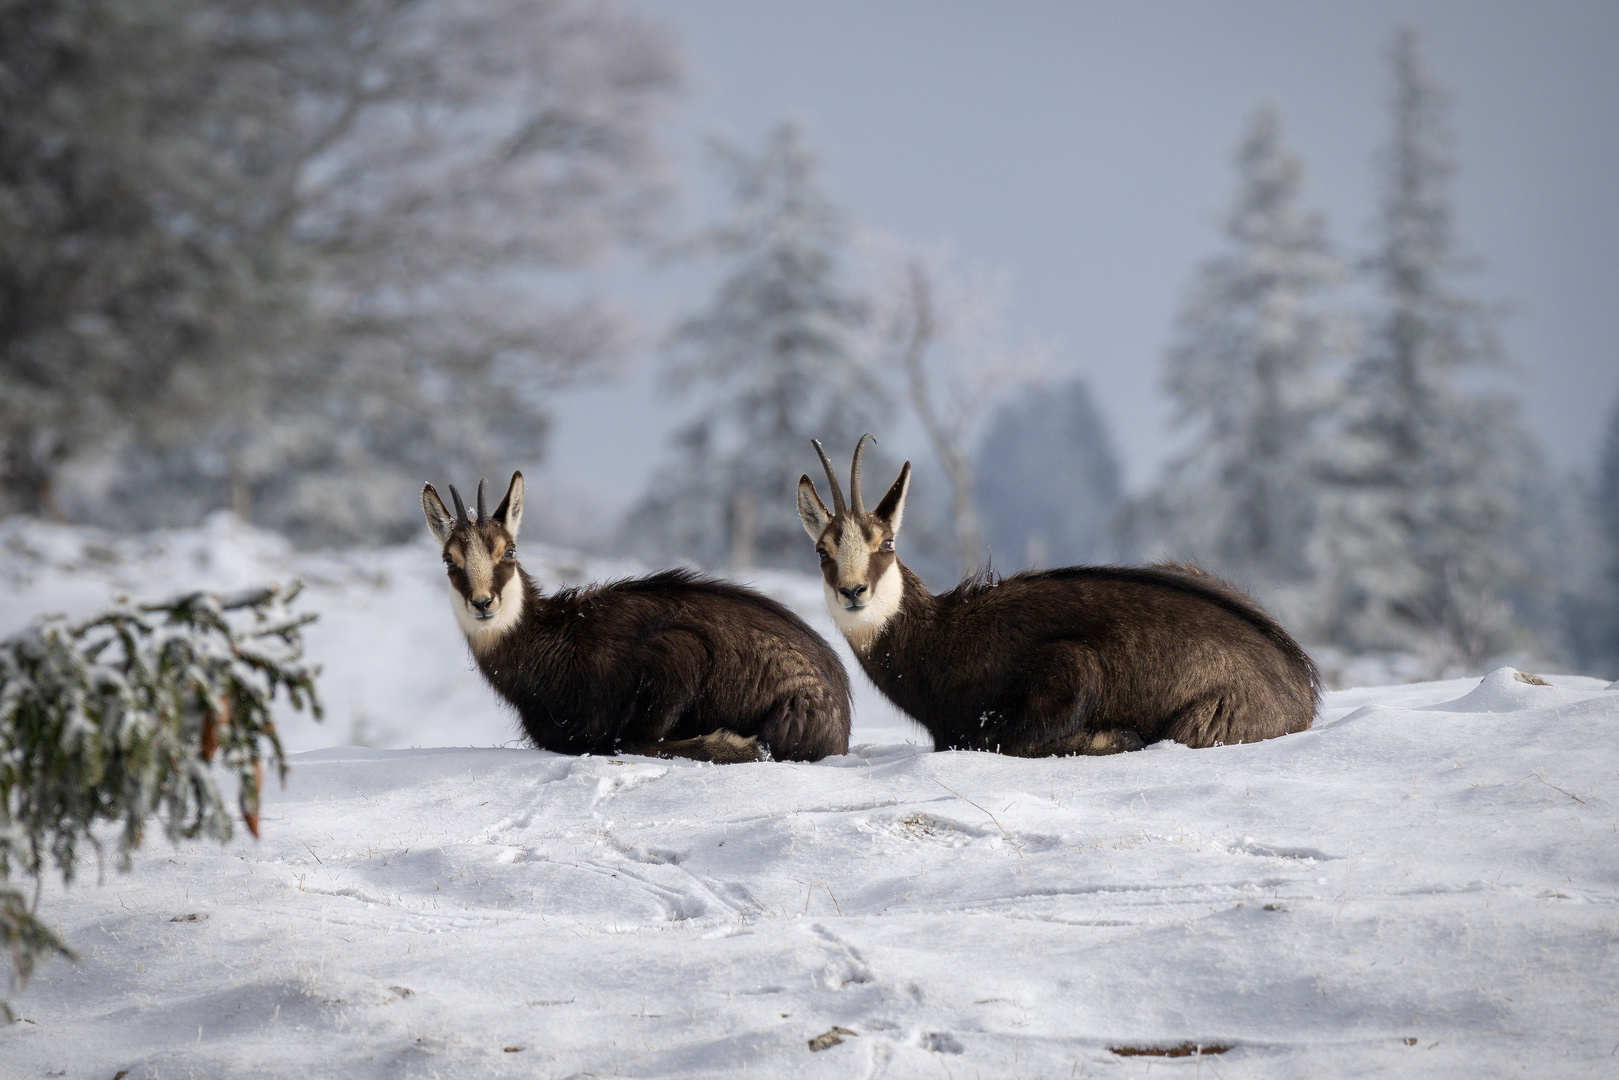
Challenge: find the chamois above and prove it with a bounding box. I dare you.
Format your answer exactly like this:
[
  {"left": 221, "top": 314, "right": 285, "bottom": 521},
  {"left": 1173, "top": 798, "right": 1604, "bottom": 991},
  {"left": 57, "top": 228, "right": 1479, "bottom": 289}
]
[
  {"left": 423, "top": 471, "right": 850, "bottom": 763},
  {"left": 796, "top": 436, "right": 1318, "bottom": 756}
]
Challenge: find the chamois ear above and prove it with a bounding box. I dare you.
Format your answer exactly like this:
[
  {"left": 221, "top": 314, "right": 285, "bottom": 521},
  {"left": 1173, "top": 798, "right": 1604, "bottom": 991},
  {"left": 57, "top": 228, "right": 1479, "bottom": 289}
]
[
  {"left": 872, "top": 462, "right": 911, "bottom": 536},
  {"left": 797, "top": 475, "right": 831, "bottom": 540},
  {"left": 422, "top": 484, "right": 455, "bottom": 546},
  {"left": 492, "top": 470, "right": 524, "bottom": 541}
]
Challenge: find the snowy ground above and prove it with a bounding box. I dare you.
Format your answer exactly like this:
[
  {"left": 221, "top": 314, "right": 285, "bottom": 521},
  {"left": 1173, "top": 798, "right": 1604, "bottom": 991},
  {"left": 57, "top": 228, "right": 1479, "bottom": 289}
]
[{"left": 3, "top": 517, "right": 1617, "bottom": 1077}]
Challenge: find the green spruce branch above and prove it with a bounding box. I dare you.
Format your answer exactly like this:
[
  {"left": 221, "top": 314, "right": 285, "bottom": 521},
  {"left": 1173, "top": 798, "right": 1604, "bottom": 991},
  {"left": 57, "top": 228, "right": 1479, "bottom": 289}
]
[{"left": 0, "top": 583, "right": 322, "bottom": 1014}]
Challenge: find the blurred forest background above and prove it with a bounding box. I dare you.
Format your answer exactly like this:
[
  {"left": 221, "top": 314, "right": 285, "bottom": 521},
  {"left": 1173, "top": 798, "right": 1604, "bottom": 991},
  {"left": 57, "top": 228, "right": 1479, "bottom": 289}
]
[{"left": 3, "top": 0, "right": 1617, "bottom": 683}]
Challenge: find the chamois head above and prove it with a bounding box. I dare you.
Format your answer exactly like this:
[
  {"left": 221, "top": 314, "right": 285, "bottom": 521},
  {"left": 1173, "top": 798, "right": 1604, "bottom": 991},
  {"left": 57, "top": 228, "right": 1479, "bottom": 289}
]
[
  {"left": 422, "top": 471, "right": 526, "bottom": 648},
  {"left": 797, "top": 434, "right": 911, "bottom": 651}
]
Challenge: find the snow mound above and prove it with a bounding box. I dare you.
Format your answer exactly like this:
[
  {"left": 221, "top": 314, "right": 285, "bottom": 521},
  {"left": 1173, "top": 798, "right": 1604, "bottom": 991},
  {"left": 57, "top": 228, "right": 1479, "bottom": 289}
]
[
  {"left": 1418, "top": 665, "right": 1610, "bottom": 713},
  {"left": 6, "top": 676, "right": 1617, "bottom": 1077}
]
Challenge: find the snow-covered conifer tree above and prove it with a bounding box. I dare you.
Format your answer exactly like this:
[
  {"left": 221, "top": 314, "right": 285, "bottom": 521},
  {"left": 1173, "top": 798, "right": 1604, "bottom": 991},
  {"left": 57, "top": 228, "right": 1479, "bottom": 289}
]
[
  {"left": 222, "top": 0, "right": 684, "bottom": 547},
  {"left": 1587, "top": 394, "right": 1619, "bottom": 673},
  {"left": 624, "top": 121, "right": 886, "bottom": 568},
  {"left": 1140, "top": 105, "right": 1344, "bottom": 622},
  {"left": 0, "top": 0, "right": 301, "bottom": 519},
  {"left": 1, "top": 0, "right": 683, "bottom": 547},
  {"left": 1318, "top": 27, "right": 1541, "bottom": 670},
  {"left": 975, "top": 380, "right": 1122, "bottom": 570}
]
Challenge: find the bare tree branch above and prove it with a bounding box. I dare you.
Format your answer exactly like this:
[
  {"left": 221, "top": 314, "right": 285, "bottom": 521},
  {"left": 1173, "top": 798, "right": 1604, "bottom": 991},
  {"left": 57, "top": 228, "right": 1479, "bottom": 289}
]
[{"left": 897, "top": 260, "right": 983, "bottom": 577}]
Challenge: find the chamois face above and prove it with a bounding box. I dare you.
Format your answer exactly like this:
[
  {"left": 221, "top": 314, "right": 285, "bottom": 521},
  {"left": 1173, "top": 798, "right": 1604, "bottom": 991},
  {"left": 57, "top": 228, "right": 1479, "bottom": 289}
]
[
  {"left": 422, "top": 472, "right": 526, "bottom": 651},
  {"left": 797, "top": 436, "right": 911, "bottom": 653}
]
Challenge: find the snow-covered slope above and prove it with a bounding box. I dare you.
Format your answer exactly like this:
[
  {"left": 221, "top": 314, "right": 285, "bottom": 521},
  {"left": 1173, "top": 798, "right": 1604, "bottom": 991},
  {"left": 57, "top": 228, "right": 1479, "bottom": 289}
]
[
  {"left": 5, "top": 667, "right": 1617, "bottom": 1077},
  {"left": 4, "top": 518, "right": 1617, "bottom": 1076}
]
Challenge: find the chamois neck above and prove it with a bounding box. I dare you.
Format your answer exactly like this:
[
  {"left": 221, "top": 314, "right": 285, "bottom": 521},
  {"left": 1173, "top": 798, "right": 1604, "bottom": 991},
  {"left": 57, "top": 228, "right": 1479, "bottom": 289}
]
[
  {"left": 891, "top": 562, "right": 936, "bottom": 631},
  {"left": 836, "top": 560, "right": 933, "bottom": 655}
]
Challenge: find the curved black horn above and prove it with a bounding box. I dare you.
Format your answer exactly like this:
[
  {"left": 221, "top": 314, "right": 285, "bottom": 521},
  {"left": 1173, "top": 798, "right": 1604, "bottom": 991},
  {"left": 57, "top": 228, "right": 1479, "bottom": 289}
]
[
  {"left": 475, "top": 478, "right": 488, "bottom": 524},
  {"left": 811, "top": 440, "right": 847, "bottom": 517},
  {"left": 448, "top": 484, "right": 471, "bottom": 527},
  {"left": 850, "top": 433, "right": 875, "bottom": 517}
]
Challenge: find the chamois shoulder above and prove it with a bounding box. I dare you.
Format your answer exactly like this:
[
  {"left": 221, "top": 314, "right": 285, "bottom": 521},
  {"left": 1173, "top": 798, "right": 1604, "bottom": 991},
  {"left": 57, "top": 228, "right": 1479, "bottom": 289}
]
[
  {"left": 545, "top": 568, "right": 717, "bottom": 604},
  {"left": 580, "top": 568, "right": 795, "bottom": 611},
  {"left": 596, "top": 567, "right": 765, "bottom": 601},
  {"left": 557, "top": 568, "right": 830, "bottom": 637}
]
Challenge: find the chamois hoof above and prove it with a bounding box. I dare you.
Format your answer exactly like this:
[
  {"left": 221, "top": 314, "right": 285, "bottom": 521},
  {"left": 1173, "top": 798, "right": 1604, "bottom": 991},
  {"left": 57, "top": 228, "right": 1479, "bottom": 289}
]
[
  {"left": 1081, "top": 728, "right": 1145, "bottom": 755},
  {"left": 699, "top": 730, "right": 768, "bottom": 764}
]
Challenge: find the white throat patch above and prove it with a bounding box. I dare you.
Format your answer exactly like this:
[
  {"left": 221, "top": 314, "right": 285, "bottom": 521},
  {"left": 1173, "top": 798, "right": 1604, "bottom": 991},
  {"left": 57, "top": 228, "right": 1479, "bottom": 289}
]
[
  {"left": 826, "top": 560, "right": 903, "bottom": 653},
  {"left": 453, "top": 571, "right": 526, "bottom": 653}
]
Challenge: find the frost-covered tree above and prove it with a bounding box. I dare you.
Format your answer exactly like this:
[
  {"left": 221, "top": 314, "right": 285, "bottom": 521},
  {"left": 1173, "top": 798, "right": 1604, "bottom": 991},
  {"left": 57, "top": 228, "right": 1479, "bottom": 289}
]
[
  {"left": 873, "top": 253, "right": 1044, "bottom": 579},
  {"left": 0, "top": 0, "right": 300, "bottom": 519},
  {"left": 624, "top": 121, "right": 886, "bottom": 568},
  {"left": 1573, "top": 394, "right": 1619, "bottom": 675},
  {"left": 975, "top": 380, "right": 1122, "bottom": 570},
  {"left": 214, "top": 0, "right": 683, "bottom": 546},
  {"left": 1319, "top": 28, "right": 1541, "bottom": 669},
  {"left": 1, "top": 0, "right": 683, "bottom": 546},
  {"left": 1139, "top": 105, "right": 1344, "bottom": 617},
  {"left": 891, "top": 262, "right": 984, "bottom": 577},
  {"left": 1, "top": 585, "right": 321, "bottom": 1011}
]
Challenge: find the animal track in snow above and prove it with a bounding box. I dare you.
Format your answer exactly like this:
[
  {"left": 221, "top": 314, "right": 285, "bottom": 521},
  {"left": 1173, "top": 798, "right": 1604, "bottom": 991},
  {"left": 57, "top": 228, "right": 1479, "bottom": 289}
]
[
  {"left": 615, "top": 843, "right": 685, "bottom": 866},
  {"left": 804, "top": 921, "right": 875, "bottom": 989},
  {"left": 590, "top": 763, "right": 670, "bottom": 808},
  {"left": 1217, "top": 837, "right": 1340, "bottom": 862}
]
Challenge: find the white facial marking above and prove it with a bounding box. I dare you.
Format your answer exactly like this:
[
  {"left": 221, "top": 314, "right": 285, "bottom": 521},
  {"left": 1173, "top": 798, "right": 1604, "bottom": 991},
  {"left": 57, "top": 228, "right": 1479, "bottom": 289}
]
[
  {"left": 835, "top": 523, "right": 870, "bottom": 585},
  {"left": 826, "top": 559, "right": 902, "bottom": 653},
  {"left": 454, "top": 568, "right": 525, "bottom": 651}
]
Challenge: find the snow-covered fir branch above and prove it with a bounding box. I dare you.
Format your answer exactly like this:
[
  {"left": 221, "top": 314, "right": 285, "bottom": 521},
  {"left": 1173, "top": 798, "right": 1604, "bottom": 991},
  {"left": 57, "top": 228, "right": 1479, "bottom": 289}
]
[{"left": 0, "top": 583, "right": 321, "bottom": 1004}]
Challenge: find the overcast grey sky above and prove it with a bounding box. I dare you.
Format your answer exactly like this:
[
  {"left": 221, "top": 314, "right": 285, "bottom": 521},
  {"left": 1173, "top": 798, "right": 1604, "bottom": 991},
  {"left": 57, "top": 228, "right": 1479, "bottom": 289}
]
[{"left": 538, "top": 0, "right": 1619, "bottom": 537}]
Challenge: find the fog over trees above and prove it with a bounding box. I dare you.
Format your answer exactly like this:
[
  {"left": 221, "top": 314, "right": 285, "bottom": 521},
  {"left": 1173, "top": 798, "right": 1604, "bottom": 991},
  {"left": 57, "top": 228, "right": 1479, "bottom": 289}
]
[
  {"left": 0, "top": 7, "right": 1612, "bottom": 680},
  {"left": 622, "top": 120, "right": 886, "bottom": 570},
  {"left": 976, "top": 381, "right": 1122, "bottom": 572},
  {"left": 1, "top": 0, "right": 681, "bottom": 543},
  {"left": 1578, "top": 395, "right": 1619, "bottom": 674},
  {"left": 1314, "top": 27, "right": 1542, "bottom": 672},
  {"left": 1130, "top": 28, "right": 1581, "bottom": 679},
  {"left": 1133, "top": 104, "right": 1345, "bottom": 630}
]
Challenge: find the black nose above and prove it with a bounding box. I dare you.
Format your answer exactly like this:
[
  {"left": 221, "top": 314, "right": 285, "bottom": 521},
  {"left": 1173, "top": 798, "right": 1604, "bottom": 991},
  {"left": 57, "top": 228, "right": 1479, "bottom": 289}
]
[
  {"left": 470, "top": 596, "right": 494, "bottom": 614},
  {"left": 839, "top": 584, "right": 868, "bottom": 602}
]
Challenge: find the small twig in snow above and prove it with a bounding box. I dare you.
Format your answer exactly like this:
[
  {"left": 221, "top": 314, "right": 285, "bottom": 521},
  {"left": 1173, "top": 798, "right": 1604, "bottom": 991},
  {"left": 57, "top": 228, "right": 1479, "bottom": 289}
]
[
  {"left": 931, "top": 779, "right": 1023, "bottom": 859},
  {"left": 1528, "top": 773, "right": 1586, "bottom": 805}
]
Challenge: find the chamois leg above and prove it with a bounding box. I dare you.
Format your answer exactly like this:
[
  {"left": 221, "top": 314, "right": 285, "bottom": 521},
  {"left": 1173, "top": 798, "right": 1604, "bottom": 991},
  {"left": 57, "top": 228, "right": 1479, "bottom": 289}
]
[
  {"left": 1160, "top": 695, "right": 1238, "bottom": 749},
  {"left": 621, "top": 730, "right": 767, "bottom": 764},
  {"left": 614, "top": 631, "right": 768, "bottom": 763},
  {"left": 1007, "top": 644, "right": 1143, "bottom": 756},
  {"left": 1070, "top": 728, "right": 1145, "bottom": 755},
  {"left": 1008, "top": 727, "right": 1144, "bottom": 757},
  {"left": 755, "top": 681, "right": 850, "bottom": 762}
]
